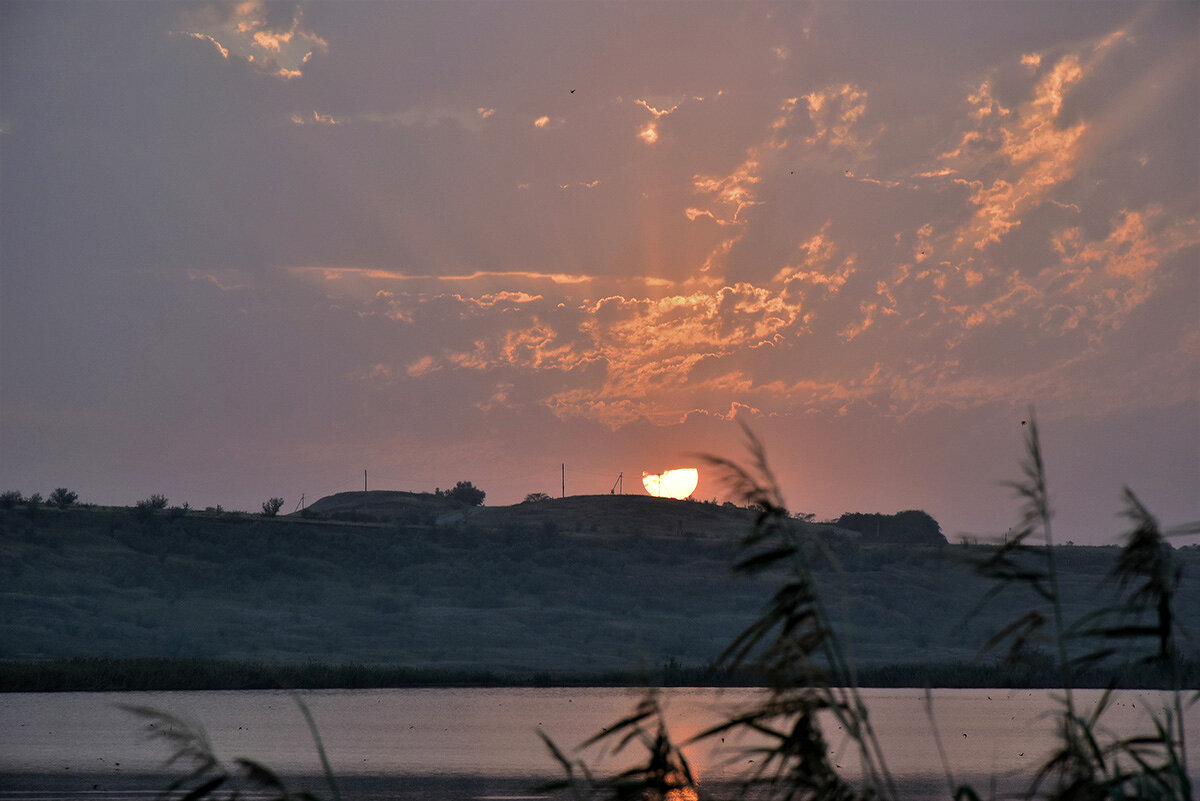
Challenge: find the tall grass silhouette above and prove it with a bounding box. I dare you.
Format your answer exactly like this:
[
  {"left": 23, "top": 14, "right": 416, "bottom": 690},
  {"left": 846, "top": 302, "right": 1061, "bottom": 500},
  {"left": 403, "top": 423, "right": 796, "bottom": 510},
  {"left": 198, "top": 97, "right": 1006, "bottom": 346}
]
[{"left": 124, "top": 694, "right": 342, "bottom": 801}]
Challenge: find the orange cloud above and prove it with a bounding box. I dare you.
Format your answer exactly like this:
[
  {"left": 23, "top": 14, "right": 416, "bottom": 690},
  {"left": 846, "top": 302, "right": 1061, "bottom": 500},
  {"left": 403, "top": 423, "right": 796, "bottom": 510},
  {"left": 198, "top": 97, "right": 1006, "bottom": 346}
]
[
  {"left": 178, "top": 1, "right": 327, "bottom": 79},
  {"left": 286, "top": 26, "right": 1191, "bottom": 430},
  {"left": 404, "top": 282, "right": 806, "bottom": 427},
  {"left": 637, "top": 122, "right": 659, "bottom": 145},
  {"left": 774, "top": 224, "right": 856, "bottom": 295},
  {"left": 184, "top": 32, "right": 229, "bottom": 60},
  {"left": 287, "top": 266, "right": 595, "bottom": 285},
  {"left": 290, "top": 110, "right": 342, "bottom": 126},
  {"left": 966, "top": 81, "right": 1010, "bottom": 121},
  {"left": 635, "top": 99, "right": 680, "bottom": 118},
  {"left": 1048, "top": 206, "right": 1200, "bottom": 328},
  {"left": 935, "top": 34, "right": 1138, "bottom": 252},
  {"left": 802, "top": 83, "right": 880, "bottom": 156}
]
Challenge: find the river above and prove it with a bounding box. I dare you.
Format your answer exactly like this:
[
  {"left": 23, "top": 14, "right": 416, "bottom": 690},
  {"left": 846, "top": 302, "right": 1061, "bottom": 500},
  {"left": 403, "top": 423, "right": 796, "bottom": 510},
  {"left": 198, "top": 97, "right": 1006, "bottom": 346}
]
[{"left": 1, "top": 687, "right": 1193, "bottom": 800}]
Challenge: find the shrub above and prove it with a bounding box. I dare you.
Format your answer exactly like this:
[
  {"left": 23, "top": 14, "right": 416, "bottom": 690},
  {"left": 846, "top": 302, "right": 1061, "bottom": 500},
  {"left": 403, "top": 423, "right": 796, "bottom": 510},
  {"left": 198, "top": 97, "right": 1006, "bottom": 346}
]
[
  {"left": 134, "top": 495, "right": 169, "bottom": 523},
  {"left": 834, "top": 509, "right": 946, "bottom": 545},
  {"left": 48, "top": 488, "right": 79, "bottom": 508},
  {"left": 0, "top": 490, "right": 22, "bottom": 509},
  {"left": 144, "top": 494, "right": 169, "bottom": 510},
  {"left": 261, "top": 497, "right": 285, "bottom": 517},
  {"left": 445, "top": 480, "right": 486, "bottom": 507}
]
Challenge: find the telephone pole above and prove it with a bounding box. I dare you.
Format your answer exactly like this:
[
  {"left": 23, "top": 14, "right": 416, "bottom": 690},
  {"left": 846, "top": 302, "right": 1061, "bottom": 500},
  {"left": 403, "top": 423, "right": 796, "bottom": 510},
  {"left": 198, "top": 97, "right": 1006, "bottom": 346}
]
[{"left": 561, "top": 463, "right": 565, "bottom": 498}]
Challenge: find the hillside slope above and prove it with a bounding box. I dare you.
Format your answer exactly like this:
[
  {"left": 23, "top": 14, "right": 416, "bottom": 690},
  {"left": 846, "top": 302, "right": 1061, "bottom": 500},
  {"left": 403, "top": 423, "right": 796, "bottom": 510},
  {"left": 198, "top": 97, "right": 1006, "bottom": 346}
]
[
  {"left": 2, "top": 500, "right": 1196, "bottom": 674},
  {"left": 302, "top": 491, "right": 770, "bottom": 539}
]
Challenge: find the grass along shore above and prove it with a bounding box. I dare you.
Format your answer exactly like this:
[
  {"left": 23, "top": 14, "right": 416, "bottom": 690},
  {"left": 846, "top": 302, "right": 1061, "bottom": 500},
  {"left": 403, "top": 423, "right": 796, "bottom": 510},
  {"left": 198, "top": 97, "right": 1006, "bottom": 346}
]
[{"left": 2, "top": 655, "right": 1195, "bottom": 692}]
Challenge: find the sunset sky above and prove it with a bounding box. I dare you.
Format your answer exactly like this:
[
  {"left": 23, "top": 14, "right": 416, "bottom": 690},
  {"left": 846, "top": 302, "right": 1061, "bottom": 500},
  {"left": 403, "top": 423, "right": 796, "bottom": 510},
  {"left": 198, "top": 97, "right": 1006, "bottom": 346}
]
[{"left": 2, "top": 2, "right": 1197, "bottom": 545}]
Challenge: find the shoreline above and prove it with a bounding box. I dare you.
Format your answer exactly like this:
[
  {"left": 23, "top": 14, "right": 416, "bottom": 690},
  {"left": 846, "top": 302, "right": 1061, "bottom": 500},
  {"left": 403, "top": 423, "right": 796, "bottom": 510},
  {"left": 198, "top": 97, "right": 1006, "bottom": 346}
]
[{"left": 2, "top": 656, "right": 1194, "bottom": 693}]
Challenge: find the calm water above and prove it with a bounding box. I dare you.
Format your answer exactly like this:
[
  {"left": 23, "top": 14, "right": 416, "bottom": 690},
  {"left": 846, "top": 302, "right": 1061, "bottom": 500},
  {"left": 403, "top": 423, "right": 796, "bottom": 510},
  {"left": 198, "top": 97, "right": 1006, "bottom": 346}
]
[{"left": 1, "top": 687, "right": 1193, "bottom": 800}]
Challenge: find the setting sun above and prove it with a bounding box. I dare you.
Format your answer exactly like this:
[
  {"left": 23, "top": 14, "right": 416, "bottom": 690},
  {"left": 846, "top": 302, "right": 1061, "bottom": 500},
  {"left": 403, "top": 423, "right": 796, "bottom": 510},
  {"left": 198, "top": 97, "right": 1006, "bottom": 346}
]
[{"left": 642, "top": 468, "right": 699, "bottom": 500}]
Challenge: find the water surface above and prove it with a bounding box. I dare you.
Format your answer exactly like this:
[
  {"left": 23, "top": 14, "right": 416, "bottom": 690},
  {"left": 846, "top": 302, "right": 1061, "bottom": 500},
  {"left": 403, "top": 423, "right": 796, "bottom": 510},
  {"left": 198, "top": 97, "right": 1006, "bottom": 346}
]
[{"left": 1, "top": 687, "right": 1192, "bottom": 799}]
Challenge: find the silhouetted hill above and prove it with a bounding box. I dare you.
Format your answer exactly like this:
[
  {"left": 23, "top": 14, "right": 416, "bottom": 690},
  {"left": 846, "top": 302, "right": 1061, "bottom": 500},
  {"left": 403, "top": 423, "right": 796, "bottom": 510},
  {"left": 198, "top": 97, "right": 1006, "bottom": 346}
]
[
  {"left": 302, "top": 490, "right": 453, "bottom": 522},
  {"left": 2, "top": 501, "right": 1195, "bottom": 678},
  {"left": 298, "top": 491, "right": 957, "bottom": 547},
  {"left": 300, "top": 491, "right": 776, "bottom": 540}
]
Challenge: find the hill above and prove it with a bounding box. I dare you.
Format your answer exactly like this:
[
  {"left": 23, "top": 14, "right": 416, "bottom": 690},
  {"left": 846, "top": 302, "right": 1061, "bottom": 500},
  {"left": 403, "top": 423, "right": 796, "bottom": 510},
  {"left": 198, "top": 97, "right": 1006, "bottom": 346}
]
[
  {"left": 301, "top": 490, "right": 770, "bottom": 539},
  {"left": 2, "top": 496, "right": 1197, "bottom": 679}
]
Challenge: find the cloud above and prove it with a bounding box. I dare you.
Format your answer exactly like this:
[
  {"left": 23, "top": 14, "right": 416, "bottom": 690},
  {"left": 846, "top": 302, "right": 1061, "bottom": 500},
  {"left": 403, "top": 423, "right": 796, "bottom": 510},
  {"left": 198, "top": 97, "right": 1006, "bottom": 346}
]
[
  {"left": 352, "top": 363, "right": 400, "bottom": 386},
  {"left": 184, "top": 32, "right": 229, "bottom": 60},
  {"left": 773, "top": 224, "right": 856, "bottom": 296},
  {"left": 289, "top": 110, "right": 342, "bottom": 126},
  {"left": 406, "top": 356, "right": 437, "bottom": 378},
  {"left": 632, "top": 94, "right": 706, "bottom": 145},
  {"left": 801, "top": 84, "right": 881, "bottom": 157},
  {"left": 287, "top": 266, "right": 595, "bottom": 286},
  {"left": 178, "top": 2, "right": 328, "bottom": 79},
  {"left": 356, "top": 106, "right": 492, "bottom": 131},
  {"left": 386, "top": 281, "right": 808, "bottom": 427},
  {"left": 934, "top": 35, "right": 1128, "bottom": 251},
  {"left": 1048, "top": 205, "right": 1200, "bottom": 330},
  {"left": 187, "top": 269, "right": 249, "bottom": 291},
  {"left": 278, "top": 20, "right": 1194, "bottom": 432},
  {"left": 634, "top": 99, "right": 680, "bottom": 119}
]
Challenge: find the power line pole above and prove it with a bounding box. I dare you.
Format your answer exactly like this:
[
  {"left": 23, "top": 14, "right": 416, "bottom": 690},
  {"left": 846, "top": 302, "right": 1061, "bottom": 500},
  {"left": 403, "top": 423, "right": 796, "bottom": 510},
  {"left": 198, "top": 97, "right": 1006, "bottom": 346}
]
[
  {"left": 364, "top": 469, "right": 368, "bottom": 492},
  {"left": 561, "top": 463, "right": 565, "bottom": 499}
]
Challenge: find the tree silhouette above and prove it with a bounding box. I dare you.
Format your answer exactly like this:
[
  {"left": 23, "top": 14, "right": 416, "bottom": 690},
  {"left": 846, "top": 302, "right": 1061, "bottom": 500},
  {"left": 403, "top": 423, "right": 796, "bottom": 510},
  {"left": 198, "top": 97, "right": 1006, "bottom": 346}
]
[
  {"left": 48, "top": 488, "right": 78, "bottom": 508},
  {"left": 446, "top": 481, "right": 485, "bottom": 507}
]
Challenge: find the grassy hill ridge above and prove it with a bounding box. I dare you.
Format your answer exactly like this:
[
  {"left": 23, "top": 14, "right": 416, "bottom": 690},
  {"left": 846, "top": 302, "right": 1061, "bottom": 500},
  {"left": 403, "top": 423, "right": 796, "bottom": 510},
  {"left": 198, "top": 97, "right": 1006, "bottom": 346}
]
[
  {"left": 2, "top": 496, "right": 1197, "bottom": 678},
  {"left": 302, "top": 490, "right": 774, "bottom": 540}
]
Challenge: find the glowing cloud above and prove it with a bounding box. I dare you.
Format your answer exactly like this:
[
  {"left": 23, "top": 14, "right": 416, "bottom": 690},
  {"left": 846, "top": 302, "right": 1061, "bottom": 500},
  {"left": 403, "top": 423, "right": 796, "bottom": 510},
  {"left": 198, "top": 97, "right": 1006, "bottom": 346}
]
[
  {"left": 934, "top": 39, "right": 1124, "bottom": 251},
  {"left": 289, "top": 110, "right": 342, "bottom": 126},
  {"left": 635, "top": 99, "right": 680, "bottom": 118},
  {"left": 177, "top": 1, "right": 327, "bottom": 79}
]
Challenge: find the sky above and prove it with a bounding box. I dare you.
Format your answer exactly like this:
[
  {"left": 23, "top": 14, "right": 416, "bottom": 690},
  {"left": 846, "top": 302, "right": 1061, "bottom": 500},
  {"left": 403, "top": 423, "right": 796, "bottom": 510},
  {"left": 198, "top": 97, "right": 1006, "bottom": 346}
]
[{"left": 1, "top": 1, "right": 1197, "bottom": 545}]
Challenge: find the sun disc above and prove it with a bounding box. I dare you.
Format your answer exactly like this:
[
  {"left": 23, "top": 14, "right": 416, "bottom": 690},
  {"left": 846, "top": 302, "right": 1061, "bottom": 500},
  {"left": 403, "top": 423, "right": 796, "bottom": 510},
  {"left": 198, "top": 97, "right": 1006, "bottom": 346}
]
[{"left": 642, "top": 468, "right": 699, "bottom": 500}]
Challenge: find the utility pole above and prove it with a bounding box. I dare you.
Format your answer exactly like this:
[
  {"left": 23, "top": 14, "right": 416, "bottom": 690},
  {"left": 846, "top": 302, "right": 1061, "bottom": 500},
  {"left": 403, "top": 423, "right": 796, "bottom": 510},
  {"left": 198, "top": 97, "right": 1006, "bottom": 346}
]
[
  {"left": 561, "top": 463, "right": 565, "bottom": 499},
  {"left": 364, "top": 469, "right": 368, "bottom": 492}
]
